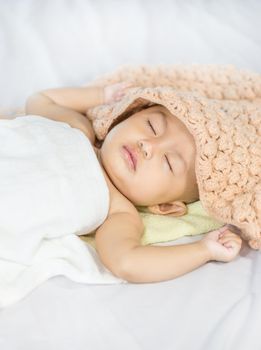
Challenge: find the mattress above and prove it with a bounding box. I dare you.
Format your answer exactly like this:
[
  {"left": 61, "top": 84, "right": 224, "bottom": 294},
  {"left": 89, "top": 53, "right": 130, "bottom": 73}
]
[{"left": 0, "top": 0, "right": 260, "bottom": 349}]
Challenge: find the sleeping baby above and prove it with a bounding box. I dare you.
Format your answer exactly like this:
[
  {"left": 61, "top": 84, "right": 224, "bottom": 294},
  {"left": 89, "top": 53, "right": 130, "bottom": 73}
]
[{"left": 21, "top": 66, "right": 253, "bottom": 283}]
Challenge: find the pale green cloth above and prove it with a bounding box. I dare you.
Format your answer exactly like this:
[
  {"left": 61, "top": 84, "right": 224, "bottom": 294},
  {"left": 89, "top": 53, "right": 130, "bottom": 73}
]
[
  {"left": 139, "top": 201, "right": 223, "bottom": 245},
  {"left": 80, "top": 201, "right": 224, "bottom": 248}
]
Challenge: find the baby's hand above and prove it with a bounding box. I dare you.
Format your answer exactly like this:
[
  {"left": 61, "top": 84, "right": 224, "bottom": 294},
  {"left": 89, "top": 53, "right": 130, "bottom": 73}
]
[
  {"left": 103, "top": 82, "right": 132, "bottom": 104},
  {"left": 200, "top": 226, "right": 242, "bottom": 262}
]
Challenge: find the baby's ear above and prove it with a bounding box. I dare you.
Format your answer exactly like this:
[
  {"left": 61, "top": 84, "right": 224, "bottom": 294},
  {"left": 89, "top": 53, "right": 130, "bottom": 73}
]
[{"left": 148, "top": 201, "right": 187, "bottom": 217}]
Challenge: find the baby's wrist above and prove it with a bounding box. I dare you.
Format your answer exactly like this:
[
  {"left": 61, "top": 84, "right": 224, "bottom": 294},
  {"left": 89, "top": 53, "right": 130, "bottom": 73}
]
[
  {"left": 82, "top": 86, "right": 105, "bottom": 108},
  {"left": 97, "top": 86, "right": 105, "bottom": 105},
  {"left": 197, "top": 240, "right": 212, "bottom": 262}
]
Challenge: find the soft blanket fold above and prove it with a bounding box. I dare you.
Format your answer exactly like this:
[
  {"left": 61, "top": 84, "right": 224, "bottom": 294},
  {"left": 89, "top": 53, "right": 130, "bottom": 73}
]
[{"left": 86, "top": 64, "right": 261, "bottom": 249}]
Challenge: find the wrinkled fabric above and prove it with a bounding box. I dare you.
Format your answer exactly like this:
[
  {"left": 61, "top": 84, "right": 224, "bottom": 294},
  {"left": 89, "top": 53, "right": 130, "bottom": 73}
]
[{"left": 0, "top": 115, "right": 123, "bottom": 308}]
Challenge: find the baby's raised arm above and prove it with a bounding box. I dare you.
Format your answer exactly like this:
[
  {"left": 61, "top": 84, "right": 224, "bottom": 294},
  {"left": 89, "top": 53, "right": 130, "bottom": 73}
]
[
  {"left": 25, "top": 82, "right": 131, "bottom": 144},
  {"left": 26, "top": 86, "right": 104, "bottom": 144},
  {"left": 96, "top": 211, "right": 242, "bottom": 283}
]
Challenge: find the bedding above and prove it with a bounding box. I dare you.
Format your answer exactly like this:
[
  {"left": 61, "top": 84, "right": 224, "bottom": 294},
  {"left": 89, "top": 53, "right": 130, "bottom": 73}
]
[
  {"left": 1, "top": 0, "right": 261, "bottom": 349},
  {"left": 0, "top": 115, "right": 122, "bottom": 308},
  {"left": 139, "top": 201, "right": 223, "bottom": 245},
  {"left": 81, "top": 201, "right": 223, "bottom": 248}
]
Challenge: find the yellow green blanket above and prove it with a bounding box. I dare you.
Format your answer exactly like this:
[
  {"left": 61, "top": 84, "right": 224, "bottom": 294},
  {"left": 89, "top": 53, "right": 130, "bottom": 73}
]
[{"left": 80, "top": 201, "right": 223, "bottom": 249}]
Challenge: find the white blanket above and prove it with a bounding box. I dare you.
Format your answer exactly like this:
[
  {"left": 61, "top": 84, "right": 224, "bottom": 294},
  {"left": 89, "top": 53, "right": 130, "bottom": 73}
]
[{"left": 0, "top": 115, "right": 124, "bottom": 308}]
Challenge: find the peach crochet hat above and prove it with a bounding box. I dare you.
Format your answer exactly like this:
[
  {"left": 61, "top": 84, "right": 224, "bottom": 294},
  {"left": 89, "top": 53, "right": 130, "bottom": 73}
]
[{"left": 87, "top": 64, "right": 261, "bottom": 249}]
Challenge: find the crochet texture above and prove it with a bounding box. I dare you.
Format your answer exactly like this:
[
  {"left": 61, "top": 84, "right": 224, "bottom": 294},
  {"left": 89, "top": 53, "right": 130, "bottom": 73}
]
[{"left": 87, "top": 64, "right": 261, "bottom": 249}]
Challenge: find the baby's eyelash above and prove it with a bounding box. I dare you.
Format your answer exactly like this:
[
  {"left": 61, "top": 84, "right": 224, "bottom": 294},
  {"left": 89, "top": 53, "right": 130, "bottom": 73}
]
[
  {"left": 146, "top": 120, "right": 172, "bottom": 172},
  {"left": 165, "top": 155, "right": 173, "bottom": 172},
  {"left": 147, "top": 120, "right": 156, "bottom": 135}
]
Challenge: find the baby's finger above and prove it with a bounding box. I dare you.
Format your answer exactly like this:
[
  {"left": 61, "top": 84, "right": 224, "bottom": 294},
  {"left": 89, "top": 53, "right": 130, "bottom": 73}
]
[
  {"left": 121, "top": 81, "right": 132, "bottom": 87},
  {"left": 117, "top": 81, "right": 132, "bottom": 90},
  {"left": 116, "top": 91, "right": 126, "bottom": 98},
  {"left": 218, "top": 225, "right": 230, "bottom": 237},
  {"left": 218, "top": 232, "right": 234, "bottom": 242},
  {"left": 219, "top": 234, "right": 241, "bottom": 246},
  {"left": 116, "top": 88, "right": 129, "bottom": 97},
  {"left": 224, "top": 239, "right": 241, "bottom": 251}
]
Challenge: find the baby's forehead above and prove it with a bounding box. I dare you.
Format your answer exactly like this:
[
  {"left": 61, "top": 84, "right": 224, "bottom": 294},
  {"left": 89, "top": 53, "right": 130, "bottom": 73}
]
[
  {"left": 146, "top": 104, "right": 168, "bottom": 113},
  {"left": 148, "top": 105, "right": 174, "bottom": 117},
  {"left": 145, "top": 105, "right": 175, "bottom": 122},
  {"left": 148, "top": 104, "right": 194, "bottom": 142}
]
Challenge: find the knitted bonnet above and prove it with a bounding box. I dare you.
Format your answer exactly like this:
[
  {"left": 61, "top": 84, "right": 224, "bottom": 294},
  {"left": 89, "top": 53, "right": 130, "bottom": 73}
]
[{"left": 86, "top": 65, "right": 261, "bottom": 249}]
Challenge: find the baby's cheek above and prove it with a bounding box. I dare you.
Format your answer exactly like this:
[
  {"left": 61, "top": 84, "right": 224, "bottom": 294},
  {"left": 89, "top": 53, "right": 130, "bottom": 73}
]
[
  {"left": 175, "top": 160, "right": 186, "bottom": 176},
  {"left": 126, "top": 180, "right": 156, "bottom": 206}
]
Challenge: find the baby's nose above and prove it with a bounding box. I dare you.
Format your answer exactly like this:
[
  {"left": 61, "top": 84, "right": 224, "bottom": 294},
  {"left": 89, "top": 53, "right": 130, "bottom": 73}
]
[{"left": 137, "top": 140, "right": 152, "bottom": 159}]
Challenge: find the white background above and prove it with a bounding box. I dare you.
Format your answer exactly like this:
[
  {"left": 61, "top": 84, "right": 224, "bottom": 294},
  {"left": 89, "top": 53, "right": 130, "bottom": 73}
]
[{"left": 0, "top": 0, "right": 260, "bottom": 111}]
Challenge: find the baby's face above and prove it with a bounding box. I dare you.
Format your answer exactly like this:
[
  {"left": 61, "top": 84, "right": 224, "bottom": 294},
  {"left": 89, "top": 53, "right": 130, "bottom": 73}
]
[{"left": 99, "top": 105, "right": 197, "bottom": 206}]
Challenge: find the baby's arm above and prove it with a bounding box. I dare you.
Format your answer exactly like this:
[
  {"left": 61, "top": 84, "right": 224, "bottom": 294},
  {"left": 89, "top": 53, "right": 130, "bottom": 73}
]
[
  {"left": 26, "top": 86, "right": 103, "bottom": 144},
  {"left": 95, "top": 212, "right": 242, "bottom": 283},
  {"left": 25, "top": 82, "right": 130, "bottom": 144}
]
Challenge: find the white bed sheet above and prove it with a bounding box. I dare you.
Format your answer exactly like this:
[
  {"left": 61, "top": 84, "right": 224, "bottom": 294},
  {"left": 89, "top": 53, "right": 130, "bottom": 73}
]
[
  {"left": 0, "top": 236, "right": 260, "bottom": 350},
  {"left": 0, "top": 0, "right": 260, "bottom": 349}
]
